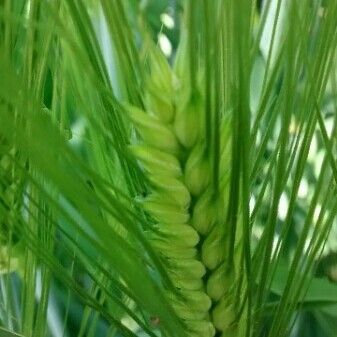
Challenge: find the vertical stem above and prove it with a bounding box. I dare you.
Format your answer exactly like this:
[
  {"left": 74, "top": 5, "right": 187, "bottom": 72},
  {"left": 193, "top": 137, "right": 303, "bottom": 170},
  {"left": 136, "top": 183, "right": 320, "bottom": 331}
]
[
  {"left": 187, "top": 0, "right": 196, "bottom": 96},
  {"left": 203, "top": 0, "right": 212, "bottom": 155}
]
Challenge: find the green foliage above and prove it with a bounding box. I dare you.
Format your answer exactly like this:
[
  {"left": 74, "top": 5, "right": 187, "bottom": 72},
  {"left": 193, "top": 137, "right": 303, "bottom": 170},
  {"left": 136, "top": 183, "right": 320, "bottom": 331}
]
[{"left": 0, "top": 0, "right": 337, "bottom": 337}]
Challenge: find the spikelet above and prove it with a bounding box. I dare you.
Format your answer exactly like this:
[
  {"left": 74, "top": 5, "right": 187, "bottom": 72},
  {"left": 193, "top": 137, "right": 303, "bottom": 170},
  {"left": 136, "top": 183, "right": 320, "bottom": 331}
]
[
  {"left": 130, "top": 146, "right": 182, "bottom": 177},
  {"left": 144, "top": 43, "right": 175, "bottom": 123},
  {"left": 174, "top": 93, "right": 203, "bottom": 149},
  {"left": 212, "top": 297, "right": 236, "bottom": 331},
  {"left": 184, "top": 143, "right": 210, "bottom": 197},
  {"left": 148, "top": 175, "right": 191, "bottom": 208},
  {"left": 128, "top": 105, "right": 180, "bottom": 155}
]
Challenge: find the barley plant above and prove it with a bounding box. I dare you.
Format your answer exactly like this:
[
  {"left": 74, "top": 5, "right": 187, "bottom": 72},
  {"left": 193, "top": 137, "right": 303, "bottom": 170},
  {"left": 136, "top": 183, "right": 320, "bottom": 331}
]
[{"left": 1, "top": 0, "right": 337, "bottom": 337}]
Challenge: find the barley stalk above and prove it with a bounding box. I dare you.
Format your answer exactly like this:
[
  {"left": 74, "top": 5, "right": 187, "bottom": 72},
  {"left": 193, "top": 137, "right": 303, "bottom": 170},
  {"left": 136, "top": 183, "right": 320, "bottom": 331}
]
[{"left": 128, "top": 44, "right": 239, "bottom": 336}]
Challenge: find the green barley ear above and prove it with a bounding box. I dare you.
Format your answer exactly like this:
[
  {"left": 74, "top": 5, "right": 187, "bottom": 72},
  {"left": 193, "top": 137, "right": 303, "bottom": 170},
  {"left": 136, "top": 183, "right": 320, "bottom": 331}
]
[{"left": 130, "top": 27, "right": 236, "bottom": 335}]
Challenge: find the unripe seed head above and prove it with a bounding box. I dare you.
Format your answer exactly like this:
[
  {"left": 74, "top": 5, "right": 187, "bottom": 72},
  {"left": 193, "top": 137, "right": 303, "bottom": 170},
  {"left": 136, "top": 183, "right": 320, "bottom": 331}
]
[
  {"left": 174, "top": 93, "right": 203, "bottom": 149},
  {"left": 130, "top": 41, "right": 236, "bottom": 336}
]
